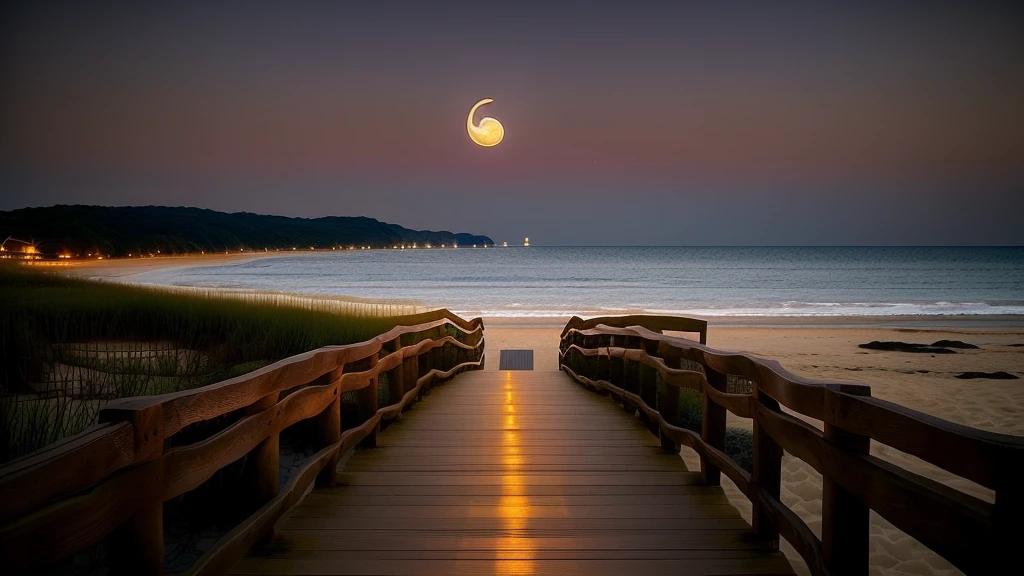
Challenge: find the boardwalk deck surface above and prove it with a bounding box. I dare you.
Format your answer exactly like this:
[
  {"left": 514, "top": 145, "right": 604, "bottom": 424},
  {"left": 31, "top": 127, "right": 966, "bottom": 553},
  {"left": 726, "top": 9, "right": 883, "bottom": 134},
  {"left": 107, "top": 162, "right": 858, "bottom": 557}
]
[{"left": 231, "top": 365, "right": 794, "bottom": 575}]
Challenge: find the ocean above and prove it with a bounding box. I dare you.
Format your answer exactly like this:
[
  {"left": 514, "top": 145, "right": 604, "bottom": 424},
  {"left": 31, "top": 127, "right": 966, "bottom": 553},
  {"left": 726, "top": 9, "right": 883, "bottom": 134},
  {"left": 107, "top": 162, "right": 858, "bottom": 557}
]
[{"left": 126, "top": 247, "right": 1024, "bottom": 318}]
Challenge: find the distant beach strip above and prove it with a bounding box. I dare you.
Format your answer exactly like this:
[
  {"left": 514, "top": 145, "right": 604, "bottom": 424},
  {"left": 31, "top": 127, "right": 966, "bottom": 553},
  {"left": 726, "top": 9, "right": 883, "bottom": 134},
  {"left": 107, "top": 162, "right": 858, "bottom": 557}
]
[{"left": 64, "top": 246, "right": 1024, "bottom": 322}]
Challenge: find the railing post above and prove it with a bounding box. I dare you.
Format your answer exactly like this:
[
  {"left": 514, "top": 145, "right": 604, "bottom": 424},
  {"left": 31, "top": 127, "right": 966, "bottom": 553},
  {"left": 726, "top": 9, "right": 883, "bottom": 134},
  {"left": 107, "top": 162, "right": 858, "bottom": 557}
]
[
  {"left": 608, "top": 352, "right": 623, "bottom": 397},
  {"left": 100, "top": 404, "right": 165, "bottom": 576},
  {"left": 387, "top": 358, "right": 405, "bottom": 408},
  {"left": 356, "top": 351, "right": 380, "bottom": 447},
  {"left": 638, "top": 363, "right": 658, "bottom": 434},
  {"left": 403, "top": 354, "right": 420, "bottom": 400},
  {"left": 419, "top": 339, "right": 433, "bottom": 382},
  {"left": 752, "top": 393, "right": 784, "bottom": 549},
  {"left": 701, "top": 368, "right": 728, "bottom": 486},
  {"left": 110, "top": 461, "right": 164, "bottom": 576},
  {"left": 252, "top": 399, "right": 280, "bottom": 501},
  {"left": 822, "top": 388, "right": 870, "bottom": 575},
  {"left": 658, "top": 344, "right": 682, "bottom": 453},
  {"left": 993, "top": 457, "right": 1024, "bottom": 572},
  {"left": 621, "top": 358, "right": 639, "bottom": 412},
  {"left": 657, "top": 373, "right": 680, "bottom": 453},
  {"left": 316, "top": 366, "right": 344, "bottom": 487}
]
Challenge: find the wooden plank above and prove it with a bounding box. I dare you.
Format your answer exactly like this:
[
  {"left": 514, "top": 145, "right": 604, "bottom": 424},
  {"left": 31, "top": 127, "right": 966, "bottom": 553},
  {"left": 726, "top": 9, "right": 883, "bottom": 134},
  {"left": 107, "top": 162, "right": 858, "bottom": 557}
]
[
  {"left": 266, "top": 517, "right": 752, "bottom": 532},
  {"left": 826, "top": 391, "right": 1022, "bottom": 491},
  {"left": 299, "top": 493, "right": 732, "bottom": 507},
  {"left": 345, "top": 453, "right": 690, "bottom": 466},
  {"left": 347, "top": 463, "right": 688, "bottom": 472},
  {"left": 0, "top": 422, "right": 135, "bottom": 524},
  {"left": 756, "top": 403, "right": 995, "bottom": 574},
  {"left": 368, "top": 439, "right": 669, "bottom": 450},
  {"left": 335, "top": 472, "right": 702, "bottom": 486},
  {"left": 231, "top": 557, "right": 793, "bottom": 576},
  {"left": 259, "top": 531, "right": 771, "bottom": 551},
  {"left": 307, "top": 483, "right": 718, "bottom": 498},
  {"left": 0, "top": 459, "right": 159, "bottom": 571},
  {"left": 232, "top": 364, "right": 791, "bottom": 576},
  {"left": 560, "top": 314, "right": 708, "bottom": 342},
  {"left": 101, "top": 315, "right": 482, "bottom": 437},
  {"left": 283, "top": 503, "right": 742, "bottom": 520},
  {"left": 235, "top": 548, "right": 788, "bottom": 560}
]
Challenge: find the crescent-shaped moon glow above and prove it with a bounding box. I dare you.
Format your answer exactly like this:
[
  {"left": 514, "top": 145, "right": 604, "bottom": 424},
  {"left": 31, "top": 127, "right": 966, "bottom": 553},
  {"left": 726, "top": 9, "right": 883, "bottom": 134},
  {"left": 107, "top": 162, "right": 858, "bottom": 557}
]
[{"left": 467, "top": 98, "right": 504, "bottom": 147}]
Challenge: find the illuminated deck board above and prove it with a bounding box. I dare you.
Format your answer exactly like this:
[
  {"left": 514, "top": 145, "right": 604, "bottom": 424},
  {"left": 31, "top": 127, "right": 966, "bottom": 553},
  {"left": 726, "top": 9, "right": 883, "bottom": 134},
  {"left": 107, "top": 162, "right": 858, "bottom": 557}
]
[{"left": 231, "top": 369, "right": 793, "bottom": 575}]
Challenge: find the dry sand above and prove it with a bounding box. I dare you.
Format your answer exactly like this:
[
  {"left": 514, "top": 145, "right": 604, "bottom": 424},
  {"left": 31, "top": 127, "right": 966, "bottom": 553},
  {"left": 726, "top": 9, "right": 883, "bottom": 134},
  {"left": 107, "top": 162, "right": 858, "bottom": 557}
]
[
  {"left": 42, "top": 252, "right": 278, "bottom": 279},
  {"left": 45, "top": 253, "right": 428, "bottom": 316},
  {"left": 484, "top": 319, "right": 1024, "bottom": 576}
]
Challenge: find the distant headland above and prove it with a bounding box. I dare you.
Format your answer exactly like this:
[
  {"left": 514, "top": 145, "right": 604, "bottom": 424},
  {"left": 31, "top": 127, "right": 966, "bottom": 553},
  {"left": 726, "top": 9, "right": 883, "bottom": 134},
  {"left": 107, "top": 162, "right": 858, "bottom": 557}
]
[{"left": 0, "top": 205, "right": 495, "bottom": 258}]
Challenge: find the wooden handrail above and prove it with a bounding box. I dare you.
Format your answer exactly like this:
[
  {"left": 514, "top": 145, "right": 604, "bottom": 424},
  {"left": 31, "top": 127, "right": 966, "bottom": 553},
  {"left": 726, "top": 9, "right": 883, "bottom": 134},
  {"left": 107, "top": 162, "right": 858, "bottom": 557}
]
[
  {"left": 558, "top": 316, "right": 1024, "bottom": 576},
  {"left": 0, "top": 308, "right": 485, "bottom": 575},
  {"left": 560, "top": 314, "right": 707, "bottom": 342}
]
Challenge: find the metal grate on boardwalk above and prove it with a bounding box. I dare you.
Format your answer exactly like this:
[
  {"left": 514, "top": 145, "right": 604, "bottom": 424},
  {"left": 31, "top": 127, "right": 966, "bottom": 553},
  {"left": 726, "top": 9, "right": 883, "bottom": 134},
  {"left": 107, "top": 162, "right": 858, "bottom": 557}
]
[
  {"left": 499, "top": 349, "right": 535, "bottom": 370},
  {"left": 230, "top": 367, "right": 793, "bottom": 575}
]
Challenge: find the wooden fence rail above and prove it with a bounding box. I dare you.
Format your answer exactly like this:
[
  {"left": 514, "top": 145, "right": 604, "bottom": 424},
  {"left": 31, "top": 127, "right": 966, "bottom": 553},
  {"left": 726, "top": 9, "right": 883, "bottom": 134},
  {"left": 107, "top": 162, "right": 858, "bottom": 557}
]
[
  {"left": 558, "top": 315, "right": 1024, "bottom": 576},
  {"left": 0, "top": 308, "right": 485, "bottom": 575}
]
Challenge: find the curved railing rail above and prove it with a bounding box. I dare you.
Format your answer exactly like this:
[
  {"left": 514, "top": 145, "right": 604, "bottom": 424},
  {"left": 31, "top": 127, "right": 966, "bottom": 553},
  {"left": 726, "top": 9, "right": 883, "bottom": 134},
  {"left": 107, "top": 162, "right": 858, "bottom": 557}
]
[
  {"left": 0, "top": 309, "right": 484, "bottom": 575},
  {"left": 558, "top": 315, "right": 1022, "bottom": 576}
]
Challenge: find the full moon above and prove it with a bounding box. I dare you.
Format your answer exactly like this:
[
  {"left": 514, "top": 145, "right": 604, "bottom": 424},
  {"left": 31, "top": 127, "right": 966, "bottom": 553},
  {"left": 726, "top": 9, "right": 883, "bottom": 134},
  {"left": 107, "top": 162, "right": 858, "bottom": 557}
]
[{"left": 467, "top": 98, "right": 504, "bottom": 147}]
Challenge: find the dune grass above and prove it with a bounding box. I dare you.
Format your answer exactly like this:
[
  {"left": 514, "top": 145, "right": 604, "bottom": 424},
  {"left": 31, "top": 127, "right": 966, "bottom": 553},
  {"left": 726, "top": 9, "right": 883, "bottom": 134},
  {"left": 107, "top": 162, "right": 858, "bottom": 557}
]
[
  {"left": 676, "top": 388, "right": 755, "bottom": 473},
  {"left": 0, "top": 263, "right": 401, "bottom": 463}
]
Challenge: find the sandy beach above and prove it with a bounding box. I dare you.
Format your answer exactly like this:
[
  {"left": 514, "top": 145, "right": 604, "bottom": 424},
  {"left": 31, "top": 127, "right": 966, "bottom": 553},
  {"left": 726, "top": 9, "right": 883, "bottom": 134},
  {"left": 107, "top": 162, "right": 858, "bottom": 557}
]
[
  {"left": 41, "top": 252, "right": 279, "bottom": 279},
  {"left": 49, "top": 256, "right": 1024, "bottom": 575},
  {"left": 42, "top": 254, "right": 430, "bottom": 316}
]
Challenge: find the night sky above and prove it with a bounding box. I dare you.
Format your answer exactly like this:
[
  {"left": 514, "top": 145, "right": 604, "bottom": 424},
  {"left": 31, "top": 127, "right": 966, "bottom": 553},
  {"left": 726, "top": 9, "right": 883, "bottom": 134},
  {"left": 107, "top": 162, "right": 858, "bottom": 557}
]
[{"left": 2, "top": 1, "right": 1022, "bottom": 245}]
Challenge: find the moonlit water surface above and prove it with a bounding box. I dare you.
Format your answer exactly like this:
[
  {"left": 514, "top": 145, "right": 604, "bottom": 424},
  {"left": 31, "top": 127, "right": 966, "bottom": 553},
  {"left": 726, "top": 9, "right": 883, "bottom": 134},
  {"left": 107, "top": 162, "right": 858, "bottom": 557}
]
[{"left": 127, "top": 247, "right": 1024, "bottom": 318}]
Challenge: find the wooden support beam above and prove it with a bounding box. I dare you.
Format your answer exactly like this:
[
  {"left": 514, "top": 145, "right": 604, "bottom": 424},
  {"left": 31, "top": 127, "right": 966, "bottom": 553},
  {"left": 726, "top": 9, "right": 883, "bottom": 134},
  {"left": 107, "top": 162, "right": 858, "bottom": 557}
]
[
  {"left": 109, "top": 460, "right": 163, "bottom": 576},
  {"left": 403, "top": 354, "right": 420, "bottom": 401},
  {"left": 356, "top": 352, "right": 380, "bottom": 448},
  {"left": 752, "top": 394, "right": 784, "bottom": 549},
  {"left": 638, "top": 363, "right": 658, "bottom": 434},
  {"left": 315, "top": 367, "right": 344, "bottom": 488},
  {"left": 658, "top": 373, "right": 681, "bottom": 453},
  {"left": 701, "top": 367, "right": 728, "bottom": 487},
  {"left": 822, "top": 388, "right": 871, "bottom": 576},
  {"left": 386, "top": 363, "right": 405, "bottom": 410},
  {"left": 659, "top": 347, "right": 683, "bottom": 453}
]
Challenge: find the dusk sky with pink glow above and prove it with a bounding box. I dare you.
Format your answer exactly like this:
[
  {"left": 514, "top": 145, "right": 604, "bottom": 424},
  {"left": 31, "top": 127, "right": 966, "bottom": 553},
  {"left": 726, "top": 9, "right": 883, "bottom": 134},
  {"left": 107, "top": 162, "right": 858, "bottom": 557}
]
[{"left": 2, "top": 1, "right": 1022, "bottom": 245}]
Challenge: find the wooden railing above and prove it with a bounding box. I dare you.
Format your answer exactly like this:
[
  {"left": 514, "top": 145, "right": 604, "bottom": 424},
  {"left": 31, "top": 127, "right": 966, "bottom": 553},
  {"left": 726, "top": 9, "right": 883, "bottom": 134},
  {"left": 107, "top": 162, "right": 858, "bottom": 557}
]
[
  {"left": 558, "top": 316, "right": 1023, "bottom": 576},
  {"left": 0, "top": 309, "right": 485, "bottom": 575}
]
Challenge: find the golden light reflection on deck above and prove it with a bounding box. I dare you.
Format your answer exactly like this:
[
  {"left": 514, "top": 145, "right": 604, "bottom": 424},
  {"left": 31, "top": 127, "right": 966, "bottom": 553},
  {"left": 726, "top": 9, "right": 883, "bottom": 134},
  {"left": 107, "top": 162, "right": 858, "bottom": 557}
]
[{"left": 498, "top": 370, "right": 535, "bottom": 574}]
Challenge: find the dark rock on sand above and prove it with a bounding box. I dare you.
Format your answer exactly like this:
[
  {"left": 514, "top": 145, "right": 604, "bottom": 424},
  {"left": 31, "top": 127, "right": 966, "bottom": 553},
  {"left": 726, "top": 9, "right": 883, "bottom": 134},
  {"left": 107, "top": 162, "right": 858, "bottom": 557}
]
[
  {"left": 931, "top": 340, "right": 980, "bottom": 349},
  {"left": 858, "top": 341, "right": 957, "bottom": 354},
  {"left": 954, "top": 371, "right": 1019, "bottom": 380}
]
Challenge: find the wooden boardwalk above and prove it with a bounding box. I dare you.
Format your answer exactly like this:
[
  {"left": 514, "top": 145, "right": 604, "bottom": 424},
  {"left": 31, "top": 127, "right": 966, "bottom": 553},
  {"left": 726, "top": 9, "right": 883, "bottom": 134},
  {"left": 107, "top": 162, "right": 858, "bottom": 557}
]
[{"left": 230, "top": 367, "right": 793, "bottom": 575}]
